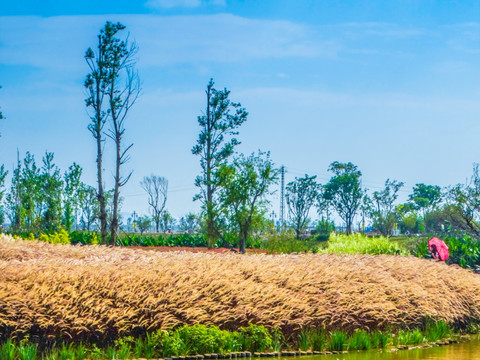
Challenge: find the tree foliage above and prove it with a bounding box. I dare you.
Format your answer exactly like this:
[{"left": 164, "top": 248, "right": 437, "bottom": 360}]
[
  {"left": 371, "top": 179, "right": 404, "bottom": 235},
  {"left": 286, "top": 174, "right": 320, "bottom": 238},
  {"left": 192, "top": 79, "right": 248, "bottom": 247},
  {"left": 217, "top": 151, "right": 278, "bottom": 253},
  {"left": 324, "top": 161, "right": 365, "bottom": 235},
  {"left": 159, "top": 210, "right": 176, "bottom": 232},
  {"left": 179, "top": 213, "right": 199, "bottom": 234}
]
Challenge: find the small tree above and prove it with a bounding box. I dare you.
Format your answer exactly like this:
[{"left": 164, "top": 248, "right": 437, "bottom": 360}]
[
  {"left": 141, "top": 175, "right": 168, "bottom": 232},
  {"left": 409, "top": 183, "right": 442, "bottom": 232},
  {"left": 286, "top": 174, "right": 320, "bottom": 238},
  {"left": 371, "top": 179, "right": 404, "bottom": 235},
  {"left": 0, "top": 165, "right": 7, "bottom": 227},
  {"left": 40, "top": 152, "right": 63, "bottom": 232},
  {"left": 179, "top": 213, "right": 199, "bottom": 234},
  {"left": 63, "top": 163, "right": 82, "bottom": 231},
  {"left": 160, "top": 210, "right": 176, "bottom": 232},
  {"left": 78, "top": 184, "right": 99, "bottom": 231},
  {"left": 324, "top": 161, "right": 365, "bottom": 235},
  {"left": 137, "top": 215, "right": 152, "bottom": 235},
  {"left": 217, "top": 151, "right": 279, "bottom": 253},
  {"left": 192, "top": 79, "right": 248, "bottom": 247}
]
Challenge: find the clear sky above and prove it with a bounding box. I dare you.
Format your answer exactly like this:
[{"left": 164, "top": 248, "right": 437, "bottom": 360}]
[{"left": 1, "top": 1, "right": 480, "bottom": 223}]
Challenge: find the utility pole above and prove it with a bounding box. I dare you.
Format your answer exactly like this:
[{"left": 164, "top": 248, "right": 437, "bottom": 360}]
[{"left": 280, "top": 165, "right": 285, "bottom": 229}]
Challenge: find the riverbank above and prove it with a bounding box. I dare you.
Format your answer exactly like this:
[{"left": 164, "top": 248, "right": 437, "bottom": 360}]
[{"left": 1, "top": 235, "right": 480, "bottom": 347}]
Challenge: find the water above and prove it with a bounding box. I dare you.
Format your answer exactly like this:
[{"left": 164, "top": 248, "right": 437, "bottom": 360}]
[{"left": 278, "top": 337, "right": 480, "bottom": 360}]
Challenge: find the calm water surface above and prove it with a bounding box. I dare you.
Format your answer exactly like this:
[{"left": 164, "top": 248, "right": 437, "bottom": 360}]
[{"left": 278, "top": 336, "right": 480, "bottom": 360}]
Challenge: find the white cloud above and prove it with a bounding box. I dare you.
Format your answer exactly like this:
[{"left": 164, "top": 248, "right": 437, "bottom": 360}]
[
  {"left": 0, "top": 14, "right": 332, "bottom": 71},
  {"left": 146, "top": 0, "right": 225, "bottom": 9}
]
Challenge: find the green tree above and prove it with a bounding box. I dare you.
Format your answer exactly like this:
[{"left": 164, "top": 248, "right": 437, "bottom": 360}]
[
  {"left": 324, "top": 161, "right": 365, "bottom": 235},
  {"left": 8, "top": 152, "right": 43, "bottom": 231},
  {"left": 159, "top": 210, "right": 176, "bottom": 232},
  {"left": 137, "top": 215, "right": 152, "bottom": 235},
  {"left": 0, "top": 165, "right": 8, "bottom": 227},
  {"left": 78, "top": 184, "right": 99, "bottom": 231},
  {"left": 371, "top": 179, "right": 404, "bottom": 235},
  {"left": 217, "top": 152, "right": 279, "bottom": 253},
  {"left": 285, "top": 174, "right": 320, "bottom": 238},
  {"left": 446, "top": 164, "right": 480, "bottom": 237},
  {"left": 192, "top": 79, "right": 248, "bottom": 247},
  {"left": 396, "top": 202, "right": 420, "bottom": 234},
  {"left": 141, "top": 175, "right": 168, "bottom": 233},
  {"left": 409, "top": 183, "right": 442, "bottom": 232},
  {"left": 85, "top": 22, "right": 114, "bottom": 244},
  {"left": 40, "top": 152, "right": 63, "bottom": 232},
  {"left": 179, "top": 212, "right": 199, "bottom": 234},
  {"left": 63, "top": 163, "right": 83, "bottom": 231}
]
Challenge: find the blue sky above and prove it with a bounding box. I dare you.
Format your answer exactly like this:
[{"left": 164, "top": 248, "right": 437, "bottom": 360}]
[{"left": 1, "top": 1, "right": 480, "bottom": 224}]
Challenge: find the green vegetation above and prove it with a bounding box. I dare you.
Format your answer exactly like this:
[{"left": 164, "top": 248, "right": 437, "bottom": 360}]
[
  {"left": 321, "top": 233, "right": 406, "bottom": 255},
  {"left": 0, "top": 321, "right": 457, "bottom": 360},
  {"left": 414, "top": 234, "right": 480, "bottom": 269}
]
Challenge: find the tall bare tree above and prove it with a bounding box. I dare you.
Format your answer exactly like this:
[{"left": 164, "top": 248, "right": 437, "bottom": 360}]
[
  {"left": 84, "top": 23, "right": 115, "bottom": 244},
  {"left": 105, "top": 28, "right": 140, "bottom": 244},
  {"left": 85, "top": 21, "right": 140, "bottom": 245},
  {"left": 141, "top": 175, "right": 168, "bottom": 232}
]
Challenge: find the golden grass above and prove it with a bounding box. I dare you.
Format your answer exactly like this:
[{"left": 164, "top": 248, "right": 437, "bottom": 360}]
[{"left": 1, "top": 234, "right": 480, "bottom": 343}]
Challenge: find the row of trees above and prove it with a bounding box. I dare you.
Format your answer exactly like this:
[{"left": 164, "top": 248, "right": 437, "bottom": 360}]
[
  {"left": 2, "top": 21, "right": 480, "bottom": 251},
  {"left": 283, "top": 162, "right": 480, "bottom": 239},
  {"left": 0, "top": 152, "right": 99, "bottom": 233}
]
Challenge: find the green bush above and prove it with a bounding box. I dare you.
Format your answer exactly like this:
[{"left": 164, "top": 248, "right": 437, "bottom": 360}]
[
  {"left": 261, "top": 230, "right": 320, "bottom": 254},
  {"left": 38, "top": 229, "right": 70, "bottom": 245},
  {"left": 240, "top": 324, "right": 273, "bottom": 352},
  {"left": 70, "top": 231, "right": 99, "bottom": 245},
  {"left": 415, "top": 235, "right": 480, "bottom": 269},
  {"left": 322, "top": 233, "right": 405, "bottom": 255}
]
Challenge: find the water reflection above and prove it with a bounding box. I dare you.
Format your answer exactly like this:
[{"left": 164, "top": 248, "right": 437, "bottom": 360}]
[{"left": 277, "top": 336, "right": 480, "bottom": 360}]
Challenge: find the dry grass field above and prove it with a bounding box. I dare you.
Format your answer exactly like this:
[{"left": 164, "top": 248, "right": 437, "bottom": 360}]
[{"left": 1, "top": 234, "right": 480, "bottom": 343}]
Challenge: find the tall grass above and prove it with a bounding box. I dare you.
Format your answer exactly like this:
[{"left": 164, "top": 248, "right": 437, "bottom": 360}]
[
  {"left": 347, "top": 329, "right": 371, "bottom": 350},
  {"left": 0, "top": 339, "right": 15, "bottom": 360},
  {"left": 0, "top": 235, "right": 478, "bottom": 345},
  {"left": 328, "top": 331, "right": 347, "bottom": 351},
  {"left": 425, "top": 318, "right": 450, "bottom": 342}
]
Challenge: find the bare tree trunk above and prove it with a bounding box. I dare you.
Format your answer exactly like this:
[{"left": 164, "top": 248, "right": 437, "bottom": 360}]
[
  {"left": 96, "top": 134, "right": 108, "bottom": 244},
  {"left": 110, "top": 138, "right": 121, "bottom": 245}
]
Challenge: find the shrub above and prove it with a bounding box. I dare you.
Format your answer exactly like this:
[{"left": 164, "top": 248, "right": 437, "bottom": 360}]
[
  {"left": 70, "top": 231, "right": 99, "bottom": 245},
  {"left": 38, "top": 229, "right": 70, "bottom": 245},
  {"left": 322, "top": 233, "right": 405, "bottom": 255},
  {"left": 240, "top": 324, "right": 273, "bottom": 352},
  {"left": 261, "top": 230, "right": 319, "bottom": 254}
]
